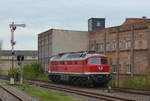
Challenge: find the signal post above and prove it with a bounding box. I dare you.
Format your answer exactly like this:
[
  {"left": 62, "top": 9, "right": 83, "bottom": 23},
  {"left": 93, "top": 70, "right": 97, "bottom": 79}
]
[{"left": 9, "top": 22, "right": 26, "bottom": 84}]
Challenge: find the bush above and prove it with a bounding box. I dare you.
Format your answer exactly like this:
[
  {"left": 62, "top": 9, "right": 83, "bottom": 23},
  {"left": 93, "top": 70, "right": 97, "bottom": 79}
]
[
  {"left": 107, "top": 80, "right": 116, "bottom": 87},
  {"left": 8, "top": 68, "right": 20, "bottom": 77},
  {"left": 122, "top": 77, "right": 142, "bottom": 89},
  {"left": 23, "top": 62, "right": 44, "bottom": 79},
  {"left": 142, "top": 75, "right": 150, "bottom": 90}
]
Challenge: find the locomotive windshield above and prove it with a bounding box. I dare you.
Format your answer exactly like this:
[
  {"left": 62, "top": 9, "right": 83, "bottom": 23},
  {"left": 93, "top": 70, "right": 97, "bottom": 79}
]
[
  {"left": 101, "top": 59, "right": 108, "bottom": 64},
  {"left": 88, "top": 58, "right": 108, "bottom": 64},
  {"left": 88, "top": 58, "right": 99, "bottom": 64}
]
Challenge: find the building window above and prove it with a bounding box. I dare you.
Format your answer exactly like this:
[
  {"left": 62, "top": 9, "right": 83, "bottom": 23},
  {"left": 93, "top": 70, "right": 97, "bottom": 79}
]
[
  {"left": 95, "top": 43, "right": 99, "bottom": 51},
  {"left": 98, "top": 43, "right": 104, "bottom": 52},
  {"left": 125, "top": 40, "right": 131, "bottom": 49},
  {"left": 111, "top": 42, "right": 116, "bottom": 51},
  {"left": 91, "top": 44, "right": 95, "bottom": 51},
  {"left": 112, "top": 65, "right": 117, "bottom": 73},
  {"left": 126, "top": 64, "right": 131, "bottom": 73},
  {"left": 96, "top": 21, "right": 101, "bottom": 27},
  {"left": 106, "top": 43, "right": 110, "bottom": 51}
]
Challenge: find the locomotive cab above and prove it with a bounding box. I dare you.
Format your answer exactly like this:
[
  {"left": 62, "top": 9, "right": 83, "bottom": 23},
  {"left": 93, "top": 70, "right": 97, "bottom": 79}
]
[
  {"left": 84, "top": 57, "right": 111, "bottom": 85},
  {"left": 86, "top": 57, "right": 109, "bottom": 72}
]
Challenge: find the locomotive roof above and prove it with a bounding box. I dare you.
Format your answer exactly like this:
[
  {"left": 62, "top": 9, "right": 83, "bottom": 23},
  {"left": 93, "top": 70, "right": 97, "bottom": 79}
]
[{"left": 50, "top": 52, "right": 106, "bottom": 61}]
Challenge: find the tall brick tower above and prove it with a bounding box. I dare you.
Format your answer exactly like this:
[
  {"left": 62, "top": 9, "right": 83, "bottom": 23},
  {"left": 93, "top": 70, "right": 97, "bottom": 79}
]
[{"left": 88, "top": 18, "right": 105, "bottom": 31}]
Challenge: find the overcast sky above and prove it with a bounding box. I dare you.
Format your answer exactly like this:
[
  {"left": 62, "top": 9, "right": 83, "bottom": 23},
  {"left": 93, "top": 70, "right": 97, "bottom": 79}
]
[{"left": 0, "top": 0, "right": 149, "bottom": 50}]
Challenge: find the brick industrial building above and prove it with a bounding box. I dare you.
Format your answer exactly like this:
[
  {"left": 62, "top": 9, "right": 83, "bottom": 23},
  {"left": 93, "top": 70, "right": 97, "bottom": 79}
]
[
  {"left": 89, "top": 18, "right": 150, "bottom": 85},
  {"left": 38, "top": 17, "right": 150, "bottom": 84}
]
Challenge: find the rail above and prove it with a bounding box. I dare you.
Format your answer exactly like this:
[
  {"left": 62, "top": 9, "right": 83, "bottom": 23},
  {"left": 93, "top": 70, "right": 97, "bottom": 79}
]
[
  {"left": 0, "top": 85, "right": 23, "bottom": 101},
  {"left": 29, "top": 80, "right": 135, "bottom": 101}
]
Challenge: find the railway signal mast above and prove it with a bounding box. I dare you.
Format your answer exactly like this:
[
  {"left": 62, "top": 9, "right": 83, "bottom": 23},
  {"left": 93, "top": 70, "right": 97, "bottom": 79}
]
[{"left": 9, "top": 22, "right": 26, "bottom": 84}]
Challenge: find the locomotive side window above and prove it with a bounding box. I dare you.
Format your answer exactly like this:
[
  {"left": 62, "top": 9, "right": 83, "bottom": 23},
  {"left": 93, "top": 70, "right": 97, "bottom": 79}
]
[
  {"left": 75, "top": 61, "right": 78, "bottom": 64},
  {"left": 82, "top": 61, "right": 84, "bottom": 65},
  {"left": 51, "top": 61, "right": 59, "bottom": 65},
  {"left": 68, "top": 61, "right": 72, "bottom": 65},
  {"left": 101, "top": 59, "right": 108, "bottom": 64},
  {"left": 60, "top": 61, "right": 65, "bottom": 65}
]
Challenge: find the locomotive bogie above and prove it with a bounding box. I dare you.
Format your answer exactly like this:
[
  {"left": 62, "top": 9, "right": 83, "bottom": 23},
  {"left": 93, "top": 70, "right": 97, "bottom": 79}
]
[{"left": 48, "top": 73, "right": 111, "bottom": 87}]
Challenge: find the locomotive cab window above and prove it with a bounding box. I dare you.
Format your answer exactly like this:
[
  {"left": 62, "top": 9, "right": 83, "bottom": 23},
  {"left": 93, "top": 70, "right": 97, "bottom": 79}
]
[
  {"left": 101, "top": 59, "right": 108, "bottom": 64},
  {"left": 88, "top": 58, "right": 100, "bottom": 64}
]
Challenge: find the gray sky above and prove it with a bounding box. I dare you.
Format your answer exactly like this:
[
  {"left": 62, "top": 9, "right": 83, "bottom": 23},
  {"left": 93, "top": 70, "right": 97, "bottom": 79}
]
[{"left": 0, "top": 0, "right": 149, "bottom": 50}]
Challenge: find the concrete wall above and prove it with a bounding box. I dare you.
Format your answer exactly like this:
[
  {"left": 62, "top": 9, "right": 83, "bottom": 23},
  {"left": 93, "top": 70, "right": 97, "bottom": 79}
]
[
  {"left": 38, "top": 29, "right": 89, "bottom": 72},
  {"left": 38, "top": 29, "right": 52, "bottom": 71},
  {"left": 52, "top": 29, "right": 89, "bottom": 55}
]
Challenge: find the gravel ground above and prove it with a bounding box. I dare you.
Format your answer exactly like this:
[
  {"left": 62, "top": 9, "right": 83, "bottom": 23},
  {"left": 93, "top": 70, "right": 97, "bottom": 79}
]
[
  {"left": 0, "top": 80, "right": 38, "bottom": 101},
  {"left": 73, "top": 87, "right": 150, "bottom": 101},
  {"left": 34, "top": 85, "right": 104, "bottom": 101},
  {"left": 36, "top": 81, "right": 150, "bottom": 101},
  {"left": 0, "top": 87, "right": 20, "bottom": 101}
]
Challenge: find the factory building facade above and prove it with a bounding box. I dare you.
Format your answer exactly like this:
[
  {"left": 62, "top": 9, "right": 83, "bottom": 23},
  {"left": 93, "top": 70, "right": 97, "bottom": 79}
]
[
  {"left": 89, "top": 18, "right": 150, "bottom": 84},
  {"left": 38, "top": 29, "right": 89, "bottom": 71}
]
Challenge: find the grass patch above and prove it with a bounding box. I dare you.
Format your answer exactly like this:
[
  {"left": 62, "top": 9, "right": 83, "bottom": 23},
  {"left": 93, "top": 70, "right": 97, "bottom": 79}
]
[
  {"left": 121, "top": 77, "right": 142, "bottom": 89},
  {"left": 107, "top": 79, "right": 116, "bottom": 87},
  {"left": 8, "top": 82, "right": 81, "bottom": 101}
]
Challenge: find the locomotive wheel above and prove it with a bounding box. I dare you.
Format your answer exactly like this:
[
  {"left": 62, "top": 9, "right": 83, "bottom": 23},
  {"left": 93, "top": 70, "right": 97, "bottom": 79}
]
[
  {"left": 80, "top": 78, "right": 86, "bottom": 87},
  {"left": 72, "top": 77, "right": 77, "bottom": 86}
]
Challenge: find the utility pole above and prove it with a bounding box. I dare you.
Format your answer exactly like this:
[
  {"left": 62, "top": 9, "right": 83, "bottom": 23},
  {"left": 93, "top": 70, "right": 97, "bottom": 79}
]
[{"left": 9, "top": 22, "right": 26, "bottom": 84}]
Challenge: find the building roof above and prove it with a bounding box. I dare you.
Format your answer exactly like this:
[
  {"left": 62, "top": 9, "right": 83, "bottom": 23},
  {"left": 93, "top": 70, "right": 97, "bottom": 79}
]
[
  {"left": 38, "top": 29, "right": 88, "bottom": 36},
  {"left": 122, "top": 18, "right": 150, "bottom": 25},
  {"left": 0, "top": 50, "right": 38, "bottom": 56}
]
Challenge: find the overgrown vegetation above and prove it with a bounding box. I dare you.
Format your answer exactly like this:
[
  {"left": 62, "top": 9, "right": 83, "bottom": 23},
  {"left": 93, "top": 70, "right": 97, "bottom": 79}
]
[
  {"left": 8, "top": 82, "right": 81, "bottom": 101},
  {"left": 7, "top": 62, "right": 48, "bottom": 81},
  {"left": 107, "top": 75, "right": 150, "bottom": 90},
  {"left": 23, "top": 62, "right": 48, "bottom": 80},
  {"left": 141, "top": 70, "right": 150, "bottom": 89},
  {"left": 121, "top": 77, "right": 142, "bottom": 89},
  {"left": 107, "top": 80, "right": 116, "bottom": 87},
  {"left": 8, "top": 68, "right": 20, "bottom": 77}
]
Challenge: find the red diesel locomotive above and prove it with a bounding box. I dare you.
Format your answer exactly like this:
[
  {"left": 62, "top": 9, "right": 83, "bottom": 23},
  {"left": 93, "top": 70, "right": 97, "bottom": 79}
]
[{"left": 48, "top": 51, "right": 111, "bottom": 86}]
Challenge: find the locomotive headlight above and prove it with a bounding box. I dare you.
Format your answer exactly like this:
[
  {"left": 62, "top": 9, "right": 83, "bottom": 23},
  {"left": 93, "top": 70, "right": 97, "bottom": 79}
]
[{"left": 98, "top": 66, "right": 103, "bottom": 70}]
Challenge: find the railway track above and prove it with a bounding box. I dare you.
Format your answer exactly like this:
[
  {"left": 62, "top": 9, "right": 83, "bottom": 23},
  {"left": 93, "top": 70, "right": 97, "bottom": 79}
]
[
  {"left": 30, "top": 78, "right": 150, "bottom": 96},
  {"left": 0, "top": 75, "right": 150, "bottom": 101},
  {"left": 0, "top": 84, "right": 23, "bottom": 101},
  {"left": 0, "top": 75, "right": 9, "bottom": 80},
  {"left": 112, "top": 88, "right": 150, "bottom": 96},
  {"left": 29, "top": 80, "right": 135, "bottom": 101}
]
